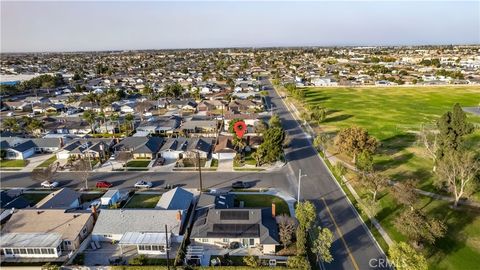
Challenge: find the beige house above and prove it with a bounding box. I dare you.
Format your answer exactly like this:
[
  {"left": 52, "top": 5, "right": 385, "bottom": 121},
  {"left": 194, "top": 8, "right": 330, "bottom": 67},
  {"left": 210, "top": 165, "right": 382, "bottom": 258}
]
[{"left": 0, "top": 209, "right": 94, "bottom": 260}]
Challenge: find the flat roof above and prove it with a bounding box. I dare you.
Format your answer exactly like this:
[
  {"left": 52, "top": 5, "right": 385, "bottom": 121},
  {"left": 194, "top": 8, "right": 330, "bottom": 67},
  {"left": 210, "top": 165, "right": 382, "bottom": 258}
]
[
  {"left": 119, "top": 232, "right": 170, "bottom": 245},
  {"left": 0, "top": 233, "right": 62, "bottom": 248}
]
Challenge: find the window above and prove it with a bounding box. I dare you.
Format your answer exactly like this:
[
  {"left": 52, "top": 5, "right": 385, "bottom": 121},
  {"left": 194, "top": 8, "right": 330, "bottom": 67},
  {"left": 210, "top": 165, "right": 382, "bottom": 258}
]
[
  {"left": 159, "top": 246, "right": 165, "bottom": 252},
  {"left": 12, "top": 249, "right": 20, "bottom": 254},
  {"left": 201, "top": 238, "right": 208, "bottom": 243},
  {"left": 152, "top": 245, "right": 159, "bottom": 251},
  {"left": 145, "top": 245, "right": 152, "bottom": 250},
  {"left": 138, "top": 245, "right": 145, "bottom": 250},
  {"left": 27, "top": 248, "right": 34, "bottom": 254},
  {"left": 33, "top": 249, "right": 41, "bottom": 254},
  {"left": 48, "top": 249, "right": 55, "bottom": 254},
  {"left": 41, "top": 248, "right": 49, "bottom": 254},
  {"left": 5, "top": 249, "right": 13, "bottom": 255},
  {"left": 64, "top": 240, "right": 72, "bottom": 246},
  {"left": 250, "top": 239, "right": 255, "bottom": 246},
  {"left": 82, "top": 227, "right": 88, "bottom": 235},
  {"left": 222, "top": 238, "right": 229, "bottom": 243},
  {"left": 19, "top": 249, "right": 27, "bottom": 254}
]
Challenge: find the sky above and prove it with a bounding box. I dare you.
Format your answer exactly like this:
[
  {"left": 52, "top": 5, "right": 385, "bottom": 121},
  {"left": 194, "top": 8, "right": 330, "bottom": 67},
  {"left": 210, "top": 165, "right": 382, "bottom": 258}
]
[{"left": 1, "top": 1, "right": 479, "bottom": 52}]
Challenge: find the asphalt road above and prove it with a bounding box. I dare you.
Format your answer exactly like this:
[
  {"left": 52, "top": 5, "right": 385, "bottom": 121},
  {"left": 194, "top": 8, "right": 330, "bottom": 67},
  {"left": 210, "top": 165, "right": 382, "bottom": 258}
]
[
  {"left": 1, "top": 79, "right": 388, "bottom": 269},
  {"left": 262, "top": 77, "right": 389, "bottom": 270}
]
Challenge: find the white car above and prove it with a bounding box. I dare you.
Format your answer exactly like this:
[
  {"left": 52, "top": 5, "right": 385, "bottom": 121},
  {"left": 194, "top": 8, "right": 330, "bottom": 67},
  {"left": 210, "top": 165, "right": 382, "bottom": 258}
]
[
  {"left": 41, "top": 181, "right": 59, "bottom": 188},
  {"left": 134, "top": 180, "right": 153, "bottom": 189}
]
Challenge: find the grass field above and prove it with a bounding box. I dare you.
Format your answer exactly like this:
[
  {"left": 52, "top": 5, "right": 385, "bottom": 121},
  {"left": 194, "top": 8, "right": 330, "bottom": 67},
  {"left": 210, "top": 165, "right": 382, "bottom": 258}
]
[
  {"left": 123, "top": 194, "right": 160, "bottom": 208},
  {"left": 234, "top": 194, "right": 290, "bottom": 216},
  {"left": 0, "top": 159, "right": 28, "bottom": 167},
  {"left": 294, "top": 86, "right": 480, "bottom": 269}
]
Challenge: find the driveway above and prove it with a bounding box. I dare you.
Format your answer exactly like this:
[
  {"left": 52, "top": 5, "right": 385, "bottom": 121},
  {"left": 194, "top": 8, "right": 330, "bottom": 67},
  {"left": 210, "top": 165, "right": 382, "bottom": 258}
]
[
  {"left": 19, "top": 154, "right": 56, "bottom": 172},
  {"left": 217, "top": 158, "right": 233, "bottom": 172}
]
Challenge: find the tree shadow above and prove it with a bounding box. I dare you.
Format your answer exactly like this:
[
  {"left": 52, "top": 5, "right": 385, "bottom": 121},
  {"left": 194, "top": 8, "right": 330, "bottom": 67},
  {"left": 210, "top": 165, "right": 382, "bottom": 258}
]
[
  {"left": 323, "top": 114, "right": 353, "bottom": 123},
  {"left": 377, "top": 133, "right": 416, "bottom": 155},
  {"left": 375, "top": 152, "right": 414, "bottom": 171}
]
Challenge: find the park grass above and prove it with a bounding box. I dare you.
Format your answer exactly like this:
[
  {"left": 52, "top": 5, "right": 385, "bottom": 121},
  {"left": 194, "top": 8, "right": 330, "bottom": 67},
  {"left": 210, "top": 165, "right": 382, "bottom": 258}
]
[
  {"left": 291, "top": 86, "right": 480, "bottom": 269},
  {"left": 301, "top": 86, "right": 480, "bottom": 198},
  {"left": 123, "top": 194, "right": 160, "bottom": 208},
  {"left": 126, "top": 160, "right": 151, "bottom": 168},
  {"left": 36, "top": 156, "right": 57, "bottom": 168},
  {"left": 234, "top": 194, "right": 290, "bottom": 216},
  {"left": 0, "top": 159, "right": 28, "bottom": 167}
]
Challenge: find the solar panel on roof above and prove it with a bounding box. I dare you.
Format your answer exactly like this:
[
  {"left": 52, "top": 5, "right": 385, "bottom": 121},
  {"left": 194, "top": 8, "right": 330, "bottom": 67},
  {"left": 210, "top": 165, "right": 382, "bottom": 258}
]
[
  {"left": 208, "top": 224, "right": 259, "bottom": 237},
  {"left": 220, "top": 210, "right": 249, "bottom": 220}
]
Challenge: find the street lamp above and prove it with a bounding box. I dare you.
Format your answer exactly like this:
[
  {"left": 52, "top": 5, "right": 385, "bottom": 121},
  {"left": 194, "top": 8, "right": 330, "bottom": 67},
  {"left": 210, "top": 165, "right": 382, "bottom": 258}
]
[{"left": 297, "top": 169, "right": 307, "bottom": 202}]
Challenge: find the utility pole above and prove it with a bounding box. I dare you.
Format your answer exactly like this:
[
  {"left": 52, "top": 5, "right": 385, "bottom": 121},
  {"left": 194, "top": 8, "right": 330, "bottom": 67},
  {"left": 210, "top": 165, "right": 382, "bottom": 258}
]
[
  {"left": 297, "top": 169, "right": 307, "bottom": 202},
  {"left": 197, "top": 151, "right": 203, "bottom": 192},
  {"left": 165, "top": 224, "right": 170, "bottom": 270}
]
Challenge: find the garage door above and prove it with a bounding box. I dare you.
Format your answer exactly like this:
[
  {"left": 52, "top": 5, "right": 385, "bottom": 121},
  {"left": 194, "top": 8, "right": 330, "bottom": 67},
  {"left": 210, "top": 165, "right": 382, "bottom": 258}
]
[{"left": 217, "top": 153, "right": 236, "bottom": 160}]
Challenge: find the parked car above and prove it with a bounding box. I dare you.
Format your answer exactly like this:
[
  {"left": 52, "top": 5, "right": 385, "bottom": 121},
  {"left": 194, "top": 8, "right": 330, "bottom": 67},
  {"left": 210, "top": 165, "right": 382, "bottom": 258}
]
[
  {"left": 41, "top": 181, "right": 59, "bottom": 188},
  {"left": 134, "top": 180, "right": 153, "bottom": 189},
  {"left": 96, "top": 181, "right": 113, "bottom": 188},
  {"left": 7, "top": 112, "right": 14, "bottom": 117},
  {"left": 231, "top": 181, "right": 249, "bottom": 189}
]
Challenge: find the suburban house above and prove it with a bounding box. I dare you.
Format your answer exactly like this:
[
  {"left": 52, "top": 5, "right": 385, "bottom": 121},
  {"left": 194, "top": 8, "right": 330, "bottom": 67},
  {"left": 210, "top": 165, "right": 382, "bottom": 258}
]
[
  {"left": 183, "top": 137, "right": 214, "bottom": 159},
  {"left": 43, "top": 119, "right": 92, "bottom": 135},
  {"left": 197, "top": 100, "right": 225, "bottom": 112},
  {"left": 168, "top": 99, "right": 197, "bottom": 111},
  {"left": 0, "top": 209, "right": 94, "bottom": 260},
  {"left": 35, "top": 188, "right": 81, "bottom": 209},
  {"left": 91, "top": 209, "right": 186, "bottom": 255},
  {"left": 159, "top": 137, "right": 188, "bottom": 160},
  {"left": 224, "top": 114, "right": 260, "bottom": 133},
  {"left": 228, "top": 100, "right": 262, "bottom": 113},
  {"left": 212, "top": 136, "right": 237, "bottom": 160},
  {"left": 155, "top": 187, "right": 194, "bottom": 212},
  {"left": 190, "top": 208, "right": 279, "bottom": 254},
  {"left": 136, "top": 116, "right": 181, "bottom": 135},
  {"left": 4, "top": 101, "right": 32, "bottom": 111},
  {"left": 0, "top": 137, "right": 63, "bottom": 160},
  {"left": 114, "top": 136, "right": 165, "bottom": 159},
  {"left": 56, "top": 138, "right": 114, "bottom": 160},
  {"left": 180, "top": 119, "right": 218, "bottom": 137},
  {"left": 311, "top": 77, "right": 338, "bottom": 86}
]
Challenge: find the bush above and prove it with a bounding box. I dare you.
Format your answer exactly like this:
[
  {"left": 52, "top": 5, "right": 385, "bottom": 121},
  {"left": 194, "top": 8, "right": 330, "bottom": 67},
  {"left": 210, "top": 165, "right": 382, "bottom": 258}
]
[
  {"left": 129, "top": 255, "right": 148, "bottom": 266},
  {"left": 287, "top": 256, "right": 310, "bottom": 270}
]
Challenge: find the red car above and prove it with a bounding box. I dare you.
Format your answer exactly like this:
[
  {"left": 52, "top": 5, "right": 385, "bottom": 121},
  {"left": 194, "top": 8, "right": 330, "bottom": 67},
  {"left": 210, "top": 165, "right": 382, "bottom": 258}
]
[{"left": 95, "top": 181, "right": 113, "bottom": 188}]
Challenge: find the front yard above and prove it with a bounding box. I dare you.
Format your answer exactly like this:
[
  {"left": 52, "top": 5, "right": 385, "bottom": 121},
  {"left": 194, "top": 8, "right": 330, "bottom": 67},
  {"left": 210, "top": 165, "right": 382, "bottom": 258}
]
[
  {"left": 234, "top": 194, "right": 290, "bottom": 216},
  {"left": 123, "top": 194, "right": 161, "bottom": 208},
  {"left": 126, "top": 159, "right": 151, "bottom": 168},
  {"left": 36, "top": 156, "right": 57, "bottom": 168},
  {"left": 0, "top": 159, "right": 28, "bottom": 168}
]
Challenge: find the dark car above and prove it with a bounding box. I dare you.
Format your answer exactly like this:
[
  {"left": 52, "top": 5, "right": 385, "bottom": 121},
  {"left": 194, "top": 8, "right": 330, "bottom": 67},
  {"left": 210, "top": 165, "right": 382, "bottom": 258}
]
[
  {"left": 96, "top": 181, "right": 113, "bottom": 188},
  {"left": 231, "top": 181, "right": 249, "bottom": 189}
]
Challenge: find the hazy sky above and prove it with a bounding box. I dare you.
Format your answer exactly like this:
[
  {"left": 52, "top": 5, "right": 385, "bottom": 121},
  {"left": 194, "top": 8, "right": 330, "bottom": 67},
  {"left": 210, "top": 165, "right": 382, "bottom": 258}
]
[{"left": 1, "top": 1, "right": 479, "bottom": 52}]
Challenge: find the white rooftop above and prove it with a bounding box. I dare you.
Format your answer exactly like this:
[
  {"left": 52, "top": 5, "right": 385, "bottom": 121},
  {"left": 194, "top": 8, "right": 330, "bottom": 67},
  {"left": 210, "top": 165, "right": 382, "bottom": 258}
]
[
  {"left": 0, "top": 233, "right": 62, "bottom": 248},
  {"left": 119, "top": 232, "right": 170, "bottom": 245}
]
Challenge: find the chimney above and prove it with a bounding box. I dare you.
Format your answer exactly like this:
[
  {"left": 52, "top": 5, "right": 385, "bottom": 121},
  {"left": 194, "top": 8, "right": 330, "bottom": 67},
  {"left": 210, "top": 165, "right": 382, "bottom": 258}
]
[
  {"left": 176, "top": 210, "right": 182, "bottom": 221},
  {"left": 91, "top": 205, "right": 98, "bottom": 220},
  {"left": 272, "top": 203, "right": 276, "bottom": 218}
]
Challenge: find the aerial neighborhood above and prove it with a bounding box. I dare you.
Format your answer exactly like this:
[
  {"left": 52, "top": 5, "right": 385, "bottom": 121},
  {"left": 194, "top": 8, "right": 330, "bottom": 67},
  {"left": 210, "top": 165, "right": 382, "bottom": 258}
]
[{"left": 1, "top": 43, "right": 479, "bottom": 270}]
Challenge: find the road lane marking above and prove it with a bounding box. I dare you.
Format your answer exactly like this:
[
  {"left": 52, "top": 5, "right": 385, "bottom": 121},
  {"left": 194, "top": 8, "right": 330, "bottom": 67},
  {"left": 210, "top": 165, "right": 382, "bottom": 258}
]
[{"left": 321, "top": 197, "right": 360, "bottom": 270}]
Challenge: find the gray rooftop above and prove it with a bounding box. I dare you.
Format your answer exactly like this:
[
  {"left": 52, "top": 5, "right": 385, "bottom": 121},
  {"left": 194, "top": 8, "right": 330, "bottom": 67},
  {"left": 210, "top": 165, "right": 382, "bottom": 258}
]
[
  {"left": 155, "top": 187, "right": 193, "bottom": 210},
  {"left": 0, "top": 232, "right": 62, "bottom": 248}
]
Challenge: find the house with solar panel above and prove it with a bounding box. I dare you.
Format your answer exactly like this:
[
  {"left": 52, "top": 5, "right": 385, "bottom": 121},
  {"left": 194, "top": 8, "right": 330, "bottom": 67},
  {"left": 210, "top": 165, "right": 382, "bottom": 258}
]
[{"left": 190, "top": 208, "right": 279, "bottom": 254}]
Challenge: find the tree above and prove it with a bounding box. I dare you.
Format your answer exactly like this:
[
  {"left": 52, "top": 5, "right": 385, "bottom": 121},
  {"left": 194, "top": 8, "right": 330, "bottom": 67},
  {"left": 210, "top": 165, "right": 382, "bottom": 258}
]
[
  {"left": 393, "top": 209, "right": 446, "bottom": 247},
  {"left": 332, "top": 163, "right": 347, "bottom": 178},
  {"left": 243, "top": 253, "right": 260, "bottom": 267},
  {"left": 277, "top": 214, "right": 297, "bottom": 249},
  {"left": 228, "top": 118, "right": 244, "bottom": 134},
  {"left": 313, "top": 133, "right": 329, "bottom": 155},
  {"left": 124, "top": 113, "right": 134, "bottom": 134},
  {"left": 391, "top": 180, "right": 418, "bottom": 208},
  {"left": 295, "top": 201, "right": 317, "bottom": 230},
  {"left": 142, "top": 84, "right": 154, "bottom": 98},
  {"left": 355, "top": 150, "right": 374, "bottom": 175},
  {"left": 334, "top": 126, "right": 379, "bottom": 163},
  {"left": 287, "top": 256, "right": 309, "bottom": 270},
  {"left": 32, "top": 163, "right": 58, "bottom": 183},
  {"left": 74, "top": 159, "right": 92, "bottom": 190},
  {"left": 256, "top": 126, "right": 285, "bottom": 165},
  {"left": 388, "top": 242, "right": 428, "bottom": 270},
  {"left": 436, "top": 103, "right": 474, "bottom": 158},
  {"left": 2, "top": 117, "right": 20, "bottom": 132},
  {"left": 269, "top": 114, "right": 282, "bottom": 128},
  {"left": 311, "top": 226, "right": 334, "bottom": 263},
  {"left": 135, "top": 101, "right": 152, "bottom": 121},
  {"left": 296, "top": 227, "right": 307, "bottom": 255},
  {"left": 363, "top": 171, "right": 388, "bottom": 202},
  {"left": 164, "top": 83, "right": 183, "bottom": 98},
  {"left": 232, "top": 136, "right": 246, "bottom": 151},
  {"left": 311, "top": 106, "right": 327, "bottom": 124},
  {"left": 82, "top": 110, "right": 97, "bottom": 134},
  {"left": 254, "top": 121, "right": 268, "bottom": 134},
  {"left": 418, "top": 124, "right": 439, "bottom": 172},
  {"left": 435, "top": 150, "right": 479, "bottom": 207}
]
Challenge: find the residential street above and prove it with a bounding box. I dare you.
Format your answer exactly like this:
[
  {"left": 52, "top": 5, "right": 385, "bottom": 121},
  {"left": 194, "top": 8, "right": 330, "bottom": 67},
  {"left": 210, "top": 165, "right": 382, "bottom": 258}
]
[{"left": 1, "top": 79, "right": 388, "bottom": 270}]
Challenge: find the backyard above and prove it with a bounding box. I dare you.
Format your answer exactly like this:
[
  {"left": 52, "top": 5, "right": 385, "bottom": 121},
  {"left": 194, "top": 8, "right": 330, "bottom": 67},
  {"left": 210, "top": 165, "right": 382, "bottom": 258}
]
[
  {"left": 289, "top": 85, "right": 480, "bottom": 269},
  {"left": 123, "top": 194, "right": 161, "bottom": 208},
  {"left": 234, "top": 194, "right": 290, "bottom": 216}
]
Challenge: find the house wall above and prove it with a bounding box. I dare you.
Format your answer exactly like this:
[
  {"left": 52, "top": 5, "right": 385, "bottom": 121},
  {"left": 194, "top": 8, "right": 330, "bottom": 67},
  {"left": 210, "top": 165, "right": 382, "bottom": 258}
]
[
  {"left": 263, "top": 244, "right": 276, "bottom": 254},
  {"left": 1, "top": 246, "right": 60, "bottom": 258},
  {"left": 5, "top": 148, "right": 34, "bottom": 160},
  {"left": 212, "top": 152, "right": 236, "bottom": 160},
  {"left": 133, "top": 153, "right": 153, "bottom": 159},
  {"left": 194, "top": 237, "right": 260, "bottom": 247},
  {"left": 160, "top": 150, "right": 182, "bottom": 160}
]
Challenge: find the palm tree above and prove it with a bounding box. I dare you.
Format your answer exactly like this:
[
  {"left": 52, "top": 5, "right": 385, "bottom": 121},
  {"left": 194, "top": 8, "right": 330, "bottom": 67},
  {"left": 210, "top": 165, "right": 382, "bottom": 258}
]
[
  {"left": 82, "top": 110, "right": 97, "bottom": 134},
  {"left": 110, "top": 113, "right": 120, "bottom": 136},
  {"left": 2, "top": 118, "right": 20, "bottom": 132},
  {"left": 124, "top": 113, "right": 134, "bottom": 135}
]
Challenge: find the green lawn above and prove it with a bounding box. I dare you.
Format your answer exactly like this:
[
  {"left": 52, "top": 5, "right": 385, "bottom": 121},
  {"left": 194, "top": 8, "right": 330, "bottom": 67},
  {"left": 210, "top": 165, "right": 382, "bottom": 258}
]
[
  {"left": 126, "top": 160, "right": 151, "bottom": 167},
  {"left": 36, "top": 156, "right": 57, "bottom": 168},
  {"left": 0, "top": 159, "right": 28, "bottom": 168},
  {"left": 302, "top": 86, "right": 480, "bottom": 195},
  {"left": 210, "top": 158, "right": 218, "bottom": 167},
  {"left": 123, "top": 194, "right": 160, "bottom": 208},
  {"left": 20, "top": 192, "right": 50, "bottom": 205},
  {"left": 234, "top": 194, "right": 290, "bottom": 216}
]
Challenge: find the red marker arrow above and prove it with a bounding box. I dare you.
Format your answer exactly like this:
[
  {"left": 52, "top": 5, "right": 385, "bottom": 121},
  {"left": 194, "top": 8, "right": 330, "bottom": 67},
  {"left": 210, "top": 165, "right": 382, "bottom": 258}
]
[{"left": 233, "top": 121, "right": 247, "bottom": 138}]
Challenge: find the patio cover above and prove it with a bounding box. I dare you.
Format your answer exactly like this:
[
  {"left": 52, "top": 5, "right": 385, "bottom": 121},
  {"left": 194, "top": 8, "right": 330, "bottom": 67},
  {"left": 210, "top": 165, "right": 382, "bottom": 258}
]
[{"left": 119, "top": 232, "right": 171, "bottom": 246}]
